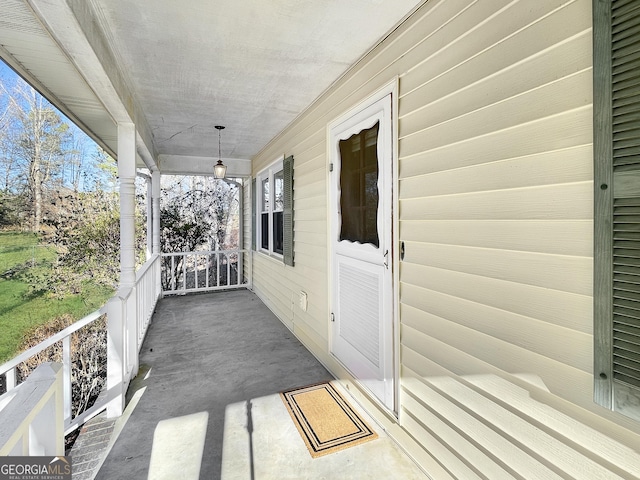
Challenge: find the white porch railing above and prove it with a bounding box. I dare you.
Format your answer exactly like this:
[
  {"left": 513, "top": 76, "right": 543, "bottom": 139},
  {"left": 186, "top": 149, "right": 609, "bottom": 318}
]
[
  {"left": 0, "top": 363, "right": 65, "bottom": 456},
  {"left": 0, "top": 308, "right": 107, "bottom": 434},
  {"left": 162, "top": 249, "right": 250, "bottom": 295},
  {"left": 106, "top": 253, "right": 161, "bottom": 417},
  {"left": 136, "top": 252, "right": 162, "bottom": 349},
  {"left": 0, "top": 253, "right": 162, "bottom": 448}
]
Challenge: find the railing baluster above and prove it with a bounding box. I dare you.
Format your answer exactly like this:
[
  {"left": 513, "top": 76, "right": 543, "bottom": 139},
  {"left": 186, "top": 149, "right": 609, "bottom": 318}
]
[
  {"left": 194, "top": 254, "right": 199, "bottom": 289},
  {"left": 137, "top": 278, "right": 143, "bottom": 345},
  {"left": 143, "top": 275, "right": 146, "bottom": 337},
  {"left": 5, "top": 367, "right": 16, "bottom": 390},
  {"left": 62, "top": 336, "right": 72, "bottom": 425},
  {"left": 206, "top": 253, "right": 210, "bottom": 289},
  {"left": 226, "top": 253, "right": 230, "bottom": 287},
  {"left": 216, "top": 252, "right": 221, "bottom": 287},
  {"left": 182, "top": 253, "right": 187, "bottom": 293},
  {"left": 171, "top": 255, "right": 176, "bottom": 291},
  {"left": 236, "top": 253, "right": 240, "bottom": 286}
]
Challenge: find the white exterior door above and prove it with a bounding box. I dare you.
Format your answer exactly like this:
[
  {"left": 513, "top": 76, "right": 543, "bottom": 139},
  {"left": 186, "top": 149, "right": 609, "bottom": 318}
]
[{"left": 329, "top": 89, "right": 394, "bottom": 411}]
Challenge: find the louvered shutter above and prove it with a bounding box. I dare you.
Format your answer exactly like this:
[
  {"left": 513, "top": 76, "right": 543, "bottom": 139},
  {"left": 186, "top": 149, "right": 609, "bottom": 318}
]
[
  {"left": 283, "top": 155, "right": 294, "bottom": 266},
  {"left": 612, "top": 0, "right": 640, "bottom": 396},
  {"left": 594, "top": 0, "right": 640, "bottom": 413}
]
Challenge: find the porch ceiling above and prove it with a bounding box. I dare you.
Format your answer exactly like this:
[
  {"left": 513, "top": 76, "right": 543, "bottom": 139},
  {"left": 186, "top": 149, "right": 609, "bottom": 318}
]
[{"left": 0, "top": 0, "right": 424, "bottom": 176}]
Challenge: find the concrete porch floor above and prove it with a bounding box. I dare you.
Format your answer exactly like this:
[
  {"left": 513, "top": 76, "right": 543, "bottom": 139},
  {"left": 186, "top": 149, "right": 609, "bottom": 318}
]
[{"left": 91, "top": 290, "right": 428, "bottom": 479}]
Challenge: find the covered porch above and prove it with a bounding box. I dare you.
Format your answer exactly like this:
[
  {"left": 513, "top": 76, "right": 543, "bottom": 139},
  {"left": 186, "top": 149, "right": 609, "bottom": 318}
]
[
  {"left": 6, "top": 1, "right": 640, "bottom": 479},
  {"left": 0, "top": 0, "right": 414, "bottom": 464},
  {"left": 89, "top": 289, "right": 427, "bottom": 479},
  {"left": 0, "top": 0, "right": 424, "bottom": 447}
]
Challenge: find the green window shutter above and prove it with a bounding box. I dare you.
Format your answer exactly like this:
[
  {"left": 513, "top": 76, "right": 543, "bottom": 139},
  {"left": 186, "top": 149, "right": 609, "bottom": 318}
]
[
  {"left": 594, "top": 0, "right": 640, "bottom": 411},
  {"left": 283, "top": 155, "right": 294, "bottom": 266},
  {"left": 251, "top": 178, "right": 256, "bottom": 251}
]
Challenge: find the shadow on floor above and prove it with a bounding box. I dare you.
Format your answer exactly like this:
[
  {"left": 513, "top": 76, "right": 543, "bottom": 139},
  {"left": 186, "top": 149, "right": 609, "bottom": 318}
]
[{"left": 95, "top": 290, "right": 332, "bottom": 480}]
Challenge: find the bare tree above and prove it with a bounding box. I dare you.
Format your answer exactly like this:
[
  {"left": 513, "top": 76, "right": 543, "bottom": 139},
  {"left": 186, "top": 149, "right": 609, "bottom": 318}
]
[
  {"left": 15, "top": 84, "right": 67, "bottom": 231},
  {"left": 0, "top": 81, "right": 17, "bottom": 192},
  {"left": 0, "top": 78, "right": 71, "bottom": 231},
  {"left": 206, "top": 176, "right": 239, "bottom": 251},
  {"left": 159, "top": 175, "right": 240, "bottom": 288}
]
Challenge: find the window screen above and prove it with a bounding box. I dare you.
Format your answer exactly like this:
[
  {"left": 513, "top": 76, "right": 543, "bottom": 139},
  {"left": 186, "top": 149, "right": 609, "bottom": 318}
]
[{"left": 338, "top": 122, "right": 380, "bottom": 247}]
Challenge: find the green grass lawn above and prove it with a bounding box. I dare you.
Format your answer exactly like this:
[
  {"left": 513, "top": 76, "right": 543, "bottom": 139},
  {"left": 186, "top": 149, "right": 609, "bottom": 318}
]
[
  {"left": 0, "top": 231, "right": 113, "bottom": 363},
  {"left": 0, "top": 231, "right": 55, "bottom": 270}
]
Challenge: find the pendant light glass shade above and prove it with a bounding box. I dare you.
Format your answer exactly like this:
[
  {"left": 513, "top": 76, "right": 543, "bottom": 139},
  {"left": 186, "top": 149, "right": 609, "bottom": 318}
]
[
  {"left": 214, "top": 159, "right": 227, "bottom": 179},
  {"left": 214, "top": 126, "right": 226, "bottom": 179}
]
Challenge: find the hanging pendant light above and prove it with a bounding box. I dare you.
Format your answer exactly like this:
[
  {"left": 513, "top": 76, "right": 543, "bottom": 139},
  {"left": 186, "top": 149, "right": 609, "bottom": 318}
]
[{"left": 213, "top": 125, "right": 227, "bottom": 179}]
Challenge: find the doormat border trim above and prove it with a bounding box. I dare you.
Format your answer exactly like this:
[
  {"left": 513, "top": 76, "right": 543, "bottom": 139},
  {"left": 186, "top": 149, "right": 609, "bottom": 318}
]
[{"left": 279, "top": 381, "right": 378, "bottom": 458}]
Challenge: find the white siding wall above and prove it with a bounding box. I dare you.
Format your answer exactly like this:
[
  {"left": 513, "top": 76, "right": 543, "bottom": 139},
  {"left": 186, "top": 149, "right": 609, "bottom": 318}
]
[{"left": 252, "top": 0, "right": 640, "bottom": 477}]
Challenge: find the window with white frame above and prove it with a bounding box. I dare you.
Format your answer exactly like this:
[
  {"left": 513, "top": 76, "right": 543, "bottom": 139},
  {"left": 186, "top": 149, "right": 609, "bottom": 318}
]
[{"left": 257, "top": 158, "right": 284, "bottom": 256}]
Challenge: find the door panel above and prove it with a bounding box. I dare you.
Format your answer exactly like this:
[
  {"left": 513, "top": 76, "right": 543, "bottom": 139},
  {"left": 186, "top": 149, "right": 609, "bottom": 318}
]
[
  {"left": 334, "top": 254, "right": 386, "bottom": 401},
  {"left": 329, "top": 91, "right": 394, "bottom": 411}
]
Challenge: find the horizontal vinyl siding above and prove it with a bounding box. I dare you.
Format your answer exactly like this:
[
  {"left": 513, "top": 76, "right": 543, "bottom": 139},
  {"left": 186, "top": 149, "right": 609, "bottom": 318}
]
[
  {"left": 397, "top": 0, "right": 592, "bottom": 390},
  {"left": 398, "top": 0, "right": 640, "bottom": 477},
  {"left": 401, "top": 261, "right": 592, "bottom": 334},
  {"left": 251, "top": 0, "right": 640, "bottom": 477},
  {"left": 400, "top": 218, "right": 593, "bottom": 256},
  {"left": 252, "top": 126, "right": 329, "bottom": 347}
]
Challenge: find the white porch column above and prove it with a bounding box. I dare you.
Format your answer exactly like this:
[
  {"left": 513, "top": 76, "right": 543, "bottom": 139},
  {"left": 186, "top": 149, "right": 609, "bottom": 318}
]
[
  {"left": 145, "top": 175, "right": 152, "bottom": 260},
  {"left": 107, "top": 122, "right": 138, "bottom": 418},
  {"left": 152, "top": 168, "right": 162, "bottom": 298},
  {"left": 118, "top": 122, "right": 137, "bottom": 289},
  {"left": 152, "top": 168, "right": 161, "bottom": 254},
  {"left": 119, "top": 123, "right": 139, "bottom": 378}
]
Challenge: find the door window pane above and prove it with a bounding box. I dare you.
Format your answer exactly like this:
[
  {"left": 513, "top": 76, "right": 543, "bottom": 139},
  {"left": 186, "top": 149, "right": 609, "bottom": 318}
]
[{"left": 338, "top": 122, "right": 380, "bottom": 247}]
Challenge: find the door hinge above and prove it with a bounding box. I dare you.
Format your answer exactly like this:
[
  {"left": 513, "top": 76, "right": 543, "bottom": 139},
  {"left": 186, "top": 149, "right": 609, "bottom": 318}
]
[
  {"left": 331, "top": 312, "right": 335, "bottom": 322},
  {"left": 329, "top": 163, "right": 334, "bottom": 172},
  {"left": 383, "top": 249, "right": 389, "bottom": 269}
]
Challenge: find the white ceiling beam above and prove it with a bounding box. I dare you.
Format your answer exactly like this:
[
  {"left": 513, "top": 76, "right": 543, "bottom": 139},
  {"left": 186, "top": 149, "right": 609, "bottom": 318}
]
[{"left": 158, "top": 155, "right": 251, "bottom": 178}]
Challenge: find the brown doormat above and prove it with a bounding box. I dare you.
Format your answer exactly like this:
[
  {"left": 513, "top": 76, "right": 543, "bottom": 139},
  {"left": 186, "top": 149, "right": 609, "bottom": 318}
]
[{"left": 280, "top": 382, "right": 378, "bottom": 458}]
